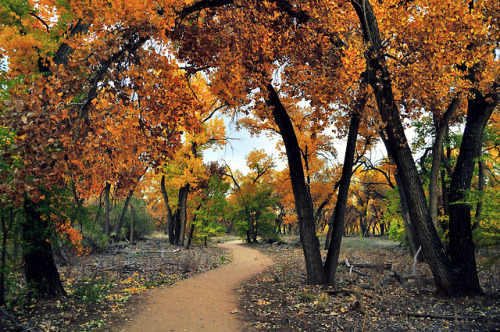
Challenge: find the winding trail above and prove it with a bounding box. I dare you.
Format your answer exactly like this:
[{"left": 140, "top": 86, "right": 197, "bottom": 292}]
[{"left": 118, "top": 241, "right": 272, "bottom": 332}]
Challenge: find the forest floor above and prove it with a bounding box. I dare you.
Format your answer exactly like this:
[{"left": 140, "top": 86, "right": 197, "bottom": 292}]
[
  {"left": 239, "top": 236, "right": 500, "bottom": 331},
  {"left": 0, "top": 234, "right": 236, "bottom": 331},
  {"left": 1, "top": 234, "right": 499, "bottom": 331}
]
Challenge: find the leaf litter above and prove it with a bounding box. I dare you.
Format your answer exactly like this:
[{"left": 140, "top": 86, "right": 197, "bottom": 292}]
[
  {"left": 238, "top": 236, "right": 500, "bottom": 331},
  {"left": 0, "top": 238, "right": 231, "bottom": 331}
]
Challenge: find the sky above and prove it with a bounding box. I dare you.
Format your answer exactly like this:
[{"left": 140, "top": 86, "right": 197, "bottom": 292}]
[
  {"left": 202, "top": 115, "right": 394, "bottom": 175},
  {"left": 202, "top": 119, "right": 287, "bottom": 174}
]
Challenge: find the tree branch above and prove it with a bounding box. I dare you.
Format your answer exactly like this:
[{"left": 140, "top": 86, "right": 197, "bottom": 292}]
[{"left": 30, "top": 12, "right": 50, "bottom": 32}]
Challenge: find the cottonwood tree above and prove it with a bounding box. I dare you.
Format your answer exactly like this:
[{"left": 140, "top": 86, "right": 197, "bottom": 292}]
[
  {"left": 0, "top": 0, "right": 209, "bottom": 298},
  {"left": 226, "top": 149, "right": 279, "bottom": 243},
  {"left": 174, "top": 0, "right": 498, "bottom": 296}
]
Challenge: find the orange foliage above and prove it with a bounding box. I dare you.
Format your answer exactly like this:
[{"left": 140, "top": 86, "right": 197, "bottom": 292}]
[
  {"left": 55, "top": 220, "right": 88, "bottom": 256},
  {"left": 0, "top": 0, "right": 211, "bottom": 204}
]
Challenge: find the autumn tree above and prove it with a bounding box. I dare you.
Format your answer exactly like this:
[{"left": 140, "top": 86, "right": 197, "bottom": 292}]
[
  {"left": 348, "top": 0, "right": 498, "bottom": 295},
  {"left": 226, "top": 149, "right": 279, "bottom": 243},
  {"left": 173, "top": 0, "right": 498, "bottom": 296},
  {"left": 189, "top": 162, "right": 229, "bottom": 246},
  {"left": 0, "top": 0, "right": 209, "bottom": 298}
]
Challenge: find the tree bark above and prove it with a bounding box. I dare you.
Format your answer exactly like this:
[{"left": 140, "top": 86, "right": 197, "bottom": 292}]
[
  {"left": 324, "top": 111, "right": 361, "bottom": 285},
  {"left": 160, "top": 175, "right": 175, "bottom": 245},
  {"left": 115, "top": 189, "right": 134, "bottom": 242},
  {"left": 176, "top": 184, "right": 190, "bottom": 246},
  {"left": 351, "top": 0, "right": 456, "bottom": 295},
  {"left": 22, "top": 199, "right": 66, "bottom": 299},
  {"left": 266, "top": 83, "right": 326, "bottom": 285},
  {"left": 186, "top": 223, "right": 195, "bottom": 249},
  {"left": 448, "top": 89, "right": 497, "bottom": 295}
]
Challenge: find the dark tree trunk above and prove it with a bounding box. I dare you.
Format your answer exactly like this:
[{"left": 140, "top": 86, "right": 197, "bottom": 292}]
[
  {"left": 266, "top": 83, "right": 326, "bottom": 285},
  {"left": 115, "top": 190, "right": 134, "bottom": 242},
  {"left": 448, "top": 89, "right": 497, "bottom": 295},
  {"left": 186, "top": 224, "right": 195, "bottom": 249},
  {"left": 103, "top": 181, "right": 111, "bottom": 239},
  {"left": 360, "top": 215, "right": 367, "bottom": 237},
  {"left": 160, "top": 175, "right": 175, "bottom": 245},
  {"left": 324, "top": 111, "right": 361, "bottom": 285},
  {"left": 351, "top": 0, "right": 456, "bottom": 295},
  {"left": 177, "top": 184, "right": 190, "bottom": 246},
  {"left": 22, "top": 199, "right": 66, "bottom": 299}
]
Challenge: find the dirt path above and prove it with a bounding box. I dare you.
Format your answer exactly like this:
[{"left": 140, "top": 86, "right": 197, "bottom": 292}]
[{"left": 116, "top": 241, "right": 272, "bottom": 332}]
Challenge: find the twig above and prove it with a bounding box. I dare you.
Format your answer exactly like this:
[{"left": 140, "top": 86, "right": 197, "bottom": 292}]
[
  {"left": 345, "top": 258, "right": 368, "bottom": 276},
  {"left": 402, "top": 246, "right": 421, "bottom": 279}
]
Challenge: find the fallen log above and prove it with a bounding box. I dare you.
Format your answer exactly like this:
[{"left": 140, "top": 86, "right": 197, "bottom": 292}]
[{"left": 338, "top": 261, "right": 392, "bottom": 270}]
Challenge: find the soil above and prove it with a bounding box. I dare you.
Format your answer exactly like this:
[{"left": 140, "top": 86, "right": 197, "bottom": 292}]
[{"left": 107, "top": 240, "right": 272, "bottom": 332}]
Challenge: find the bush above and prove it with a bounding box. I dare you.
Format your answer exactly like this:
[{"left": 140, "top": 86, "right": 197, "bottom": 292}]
[{"left": 72, "top": 274, "right": 112, "bottom": 307}]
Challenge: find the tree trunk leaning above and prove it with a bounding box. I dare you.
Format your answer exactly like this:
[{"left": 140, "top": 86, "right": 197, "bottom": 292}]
[
  {"left": 266, "top": 83, "right": 327, "bottom": 285},
  {"left": 324, "top": 111, "right": 361, "bottom": 285},
  {"left": 160, "top": 175, "right": 175, "bottom": 245},
  {"left": 351, "top": 0, "right": 456, "bottom": 295}
]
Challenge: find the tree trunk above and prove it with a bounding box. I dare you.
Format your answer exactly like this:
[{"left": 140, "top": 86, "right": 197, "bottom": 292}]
[
  {"left": 129, "top": 204, "right": 135, "bottom": 245},
  {"left": 177, "top": 184, "right": 190, "bottom": 246},
  {"left": 351, "top": 0, "right": 456, "bottom": 295},
  {"left": 115, "top": 190, "right": 134, "bottom": 242},
  {"left": 324, "top": 111, "right": 361, "bottom": 285},
  {"left": 324, "top": 207, "right": 335, "bottom": 250},
  {"left": 429, "top": 99, "right": 459, "bottom": 228},
  {"left": 104, "top": 181, "right": 111, "bottom": 239},
  {"left": 160, "top": 175, "right": 175, "bottom": 245},
  {"left": 448, "top": 89, "right": 497, "bottom": 295},
  {"left": 186, "top": 224, "right": 195, "bottom": 249},
  {"left": 266, "top": 83, "right": 326, "bottom": 285},
  {"left": 22, "top": 199, "right": 66, "bottom": 299}
]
